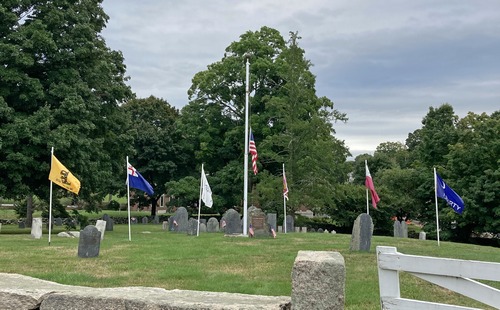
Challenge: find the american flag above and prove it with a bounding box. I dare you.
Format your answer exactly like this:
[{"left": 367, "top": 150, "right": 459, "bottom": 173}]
[
  {"left": 283, "top": 165, "right": 289, "bottom": 200},
  {"left": 249, "top": 224, "right": 254, "bottom": 237},
  {"left": 249, "top": 130, "right": 258, "bottom": 175},
  {"left": 271, "top": 227, "right": 276, "bottom": 239}
]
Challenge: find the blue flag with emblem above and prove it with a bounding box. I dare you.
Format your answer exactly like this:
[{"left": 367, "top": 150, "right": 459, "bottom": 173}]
[
  {"left": 435, "top": 172, "right": 464, "bottom": 214},
  {"left": 127, "top": 163, "right": 154, "bottom": 196}
]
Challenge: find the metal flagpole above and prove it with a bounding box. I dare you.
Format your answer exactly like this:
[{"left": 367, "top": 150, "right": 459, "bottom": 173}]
[
  {"left": 127, "top": 156, "right": 131, "bottom": 241},
  {"left": 283, "top": 163, "right": 287, "bottom": 234},
  {"left": 197, "top": 164, "right": 203, "bottom": 237},
  {"left": 365, "top": 160, "right": 369, "bottom": 215},
  {"left": 434, "top": 167, "right": 440, "bottom": 246},
  {"left": 243, "top": 55, "right": 250, "bottom": 236},
  {"left": 48, "top": 147, "right": 54, "bottom": 246}
]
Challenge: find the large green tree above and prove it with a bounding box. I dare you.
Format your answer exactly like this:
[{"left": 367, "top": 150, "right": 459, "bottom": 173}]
[{"left": 0, "top": 0, "right": 133, "bottom": 222}]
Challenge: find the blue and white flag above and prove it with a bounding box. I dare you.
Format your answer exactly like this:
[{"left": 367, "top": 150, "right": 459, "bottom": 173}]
[
  {"left": 435, "top": 172, "right": 464, "bottom": 214},
  {"left": 127, "top": 163, "right": 154, "bottom": 196}
]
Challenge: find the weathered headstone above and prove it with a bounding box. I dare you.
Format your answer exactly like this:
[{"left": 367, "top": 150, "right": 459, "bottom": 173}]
[
  {"left": 393, "top": 220, "right": 408, "bottom": 238},
  {"left": 295, "top": 227, "right": 300, "bottom": 233},
  {"left": 292, "top": 251, "right": 345, "bottom": 310},
  {"left": 284, "top": 215, "right": 294, "bottom": 233},
  {"left": 349, "top": 213, "right": 374, "bottom": 251},
  {"left": 153, "top": 215, "right": 159, "bottom": 224},
  {"left": 331, "top": 230, "right": 337, "bottom": 234},
  {"left": 162, "top": 221, "right": 169, "bottom": 230},
  {"left": 207, "top": 217, "right": 219, "bottom": 233},
  {"left": 419, "top": 231, "right": 426, "bottom": 240},
  {"left": 78, "top": 225, "right": 101, "bottom": 258},
  {"left": 0, "top": 223, "right": 2, "bottom": 233},
  {"left": 187, "top": 218, "right": 198, "bottom": 236},
  {"left": 102, "top": 214, "right": 113, "bottom": 231},
  {"left": 54, "top": 217, "right": 63, "bottom": 226},
  {"left": 309, "top": 228, "right": 316, "bottom": 233},
  {"left": 30, "top": 218, "right": 42, "bottom": 239},
  {"left": 200, "top": 218, "right": 207, "bottom": 225},
  {"left": 223, "top": 209, "right": 242, "bottom": 235},
  {"left": 301, "top": 227, "right": 307, "bottom": 233},
  {"left": 318, "top": 228, "right": 324, "bottom": 233},
  {"left": 95, "top": 220, "right": 107, "bottom": 240},
  {"left": 324, "top": 229, "right": 329, "bottom": 234},
  {"left": 266, "top": 213, "right": 277, "bottom": 233},
  {"left": 248, "top": 206, "right": 269, "bottom": 237},
  {"left": 278, "top": 225, "right": 283, "bottom": 233},
  {"left": 131, "top": 217, "right": 138, "bottom": 224},
  {"left": 170, "top": 207, "right": 189, "bottom": 232},
  {"left": 142, "top": 217, "right": 148, "bottom": 224},
  {"left": 199, "top": 223, "right": 207, "bottom": 233},
  {"left": 18, "top": 221, "right": 25, "bottom": 229}
]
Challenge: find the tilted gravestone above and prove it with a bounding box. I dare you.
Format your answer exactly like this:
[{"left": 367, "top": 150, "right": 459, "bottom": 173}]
[
  {"left": 78, "top": 225, "right": 101, "bottom": 258},
  {"left": 30, "top": 218, "right": 42, "bottom": 239},
  {"left": 393, "top": 220, "right": 408, "bottom": 238},
  {"left": 102, "top": 214, "right": 113, "bottom": 231},
  {"left": 95, "top": 220, "right": 107, "bottom": 240},
  {"left": 248, "top": 206, "right": 271, "bottom": 237},
  {"left": 223, "top": 209, "right": 242, "bottom": 235},
  {"left": 170, "top": 207, "right": 189, "bottom": 232},
  {"left": 187, "top": 218, "right": 198, "bottom": 236},
  {"left": 206, "top": 217, "right": 219, "bottom": 233},
  {"left": 349, "top": 213, "right": 374, "bottom": 251},
  {"left": 284, "top": 214, "right": 294, "bottom": 233}
]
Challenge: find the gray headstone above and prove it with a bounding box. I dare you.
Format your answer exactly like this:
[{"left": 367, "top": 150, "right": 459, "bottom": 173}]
[
  {"left": 171, "top": 207, "right": 189, "bottom": 232},
  {"left": 267, "top": 213, "right": 277, "bottom": 233},
  {"left": 223, "top": 209, "right": 242, "bottom": 235},
  {"left": 248, "top": 206, "right": 270, "bottom": 237},
  {"left": 393, "top": 220, "right": 408, "bottom": 238},
  {"left": 200, "top": 218, "right": 207, "bottom": 225},
  {"left": 153, "top": 215, "right": 159, "bottom": 224},
  {"left": 295, "top": 227, "right": 300, "bottom": 233},
  {"left": 331, "top": 230, "right": 337, "bottom": 234},
  {"left": 309, "top": 228, "right": 316, "bottom": 233},
  {"left": 18, "top": 221, "right": 25, "bottom": 229},
  {"left": 0, "top": 223, "right": 2, "bottom": 232},
  {"left": 349, "top": 213, "right": 374, "bottom": 251},
  {"left": 54, "top": 217, "right": 63, "bottom": 226},
  {"left": 30, "top": 218, "right": 42, "bottom": 239},
  {"left": 102, "top": 214, "right": 113, "bottom": 231},
  {"left": 419, "top": 231, "right": 426, "bottom": 240},
  {"left": 318, "top": 228, "right": 324, "bottom": 233},
  {"left": 162, "top": 221, "right": 169, "bottom": 230},
  {"left": 324, "top": 229, "right": 329, "bottom": 233},
  {"left": 142, "top": 217, "right": 148, "bottom": 224},
  {"left": 278, "top": 225, "right": 283, "bottom": 232},
  {"left": 207, "top": 217, "right": 219, "bottom": 233},
  {"left": 187, "top": 218, "right": 198, "bottom": 236},
  {"left": 301, "top": 227, "right": 307, "bottom": 233},
  {"left": 284, "top": 215, "right": 294, "bottom": 233},
  {"left": 95, "top": 220, "right": 107, "bottom": 240},
  {"left": 199, "top": 223, "right": 207, "bottom": 233},
  {"left": 78, "top": 225, "right": 101, "bottom": 258}
]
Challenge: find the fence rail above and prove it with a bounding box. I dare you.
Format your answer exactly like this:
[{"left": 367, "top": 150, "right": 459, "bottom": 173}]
[{"left": 376, "top": 246, "right": 500, "bottom": 310}]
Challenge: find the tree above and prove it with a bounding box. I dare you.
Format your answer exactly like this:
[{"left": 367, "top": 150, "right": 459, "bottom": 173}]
[
  {"left": 122, "top": 96, "right": 186, "bottom": 216},
  {"left": 0, "top": 0, "right": 133, "bottom": 223}
]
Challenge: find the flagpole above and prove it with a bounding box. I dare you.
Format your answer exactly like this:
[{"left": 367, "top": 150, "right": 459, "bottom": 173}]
[
  {"left": 127, "top": 156, "right": 131, "bottom": 241},
  {"left": 48, "top": 147, "right": 54, "bottom": 246},
  {"left": 434, "top": 167, "right": 440, "bottom": 246},
  {"left": 197, "top": 164, "right": 203, "bottom": 237},
  {"left": 283, "top": 164, "right": 287, "bottom": 234},
  {"left": 365, "top": 160, "right": 369, "bottom": 215},
  {"left": 243, "top": 55, "right": 250, "bottom": 236}
]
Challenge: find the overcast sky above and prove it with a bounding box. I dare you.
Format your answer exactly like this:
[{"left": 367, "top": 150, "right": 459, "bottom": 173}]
[{"left": 101, "top": 0, "right": 500, "bottom": 158}]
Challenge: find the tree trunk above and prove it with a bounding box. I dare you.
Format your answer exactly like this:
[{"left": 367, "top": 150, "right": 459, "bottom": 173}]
[
  {"left": 26, "top": 194, "right": 33, "bottom": 228},
  {"left": 150, "top": 196, "right": 158, "bottom": 217}
]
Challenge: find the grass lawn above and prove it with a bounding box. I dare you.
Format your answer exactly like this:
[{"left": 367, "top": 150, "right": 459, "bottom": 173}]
[{"left": 0, "top": 224, "right": 498, "bottom": 309}]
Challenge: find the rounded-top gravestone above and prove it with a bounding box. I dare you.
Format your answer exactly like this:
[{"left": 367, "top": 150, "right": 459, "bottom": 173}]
[{"left": 78, "top": 225, "right": 101, "bottom": 258}]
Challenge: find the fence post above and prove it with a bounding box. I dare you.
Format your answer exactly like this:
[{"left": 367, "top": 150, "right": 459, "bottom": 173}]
[{"left": 377, "top": 246, "right": 400, "bottom": 308}]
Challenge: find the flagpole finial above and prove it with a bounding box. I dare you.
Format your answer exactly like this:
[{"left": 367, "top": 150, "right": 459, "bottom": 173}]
[{"left": 244, "top": 52, "right": 252, "bottom": 60}]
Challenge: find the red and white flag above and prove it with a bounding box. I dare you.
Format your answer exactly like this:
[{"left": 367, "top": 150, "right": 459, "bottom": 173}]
[
  {"left": 249, "top": 129, "right": 258, "bottom": 175},
  {"left": 365, "top": 161, "right": 380, "bottom": 209},
  {"left": 283, "top": 164, "right": 289, "bottom": 200}
]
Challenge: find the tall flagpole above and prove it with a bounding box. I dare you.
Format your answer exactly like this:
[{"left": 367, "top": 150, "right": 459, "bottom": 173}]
[
  {"left": 197, "top": 164, "right": 203, "bottom": 237},
  {"left": 127, "top": 156, "right": 131, "bottom": 241},
  {"left": 365, "top": 160, "right": 369, "bottom": 215},
  {"left": 434, "top": 167, "right": 440, "bottom": 246},
  {"left": 283, "top": 163, "right": 287, "bottom": 234},
  {"left": 243, "top": 55, "right": 250, "bottom": 236},
  {"left": 48, "top": 147, "right": 54, "bottom": 246}
]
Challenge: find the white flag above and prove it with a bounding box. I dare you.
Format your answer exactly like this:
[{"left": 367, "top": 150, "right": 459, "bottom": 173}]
[{"left": 201, "top": 167, "right": 213, "bottom": 208}]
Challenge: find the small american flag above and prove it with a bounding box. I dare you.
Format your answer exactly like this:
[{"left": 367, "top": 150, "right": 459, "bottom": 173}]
[
  {"left": 271, "top": 227, "right": 276, "bottom": 239},
  {"left": 173, "top": 219, "right": 178, "bottom": 226},
  {"left": 249, "top": 224, "right": 254, "bottom": 237},
  {"left": 249, "top": 130, "right": 258, "bottom": 175}
]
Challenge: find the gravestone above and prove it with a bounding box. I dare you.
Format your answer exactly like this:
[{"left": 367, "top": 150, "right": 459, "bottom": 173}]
[
  {"left": 95, "top": 220, "right": 107, "bottom": 240},
  {"left": 102, "top": 214, "right": 113, "bottom": 231},
  {"left": 419, "top": 231, "right": 426, "bottom": 240},
  {"left": 393, "top": 220, "right": 408, "bottom": 238},
  {"left": 318, "top": 228, "right": 324, "bottom": 233},
  {"left": 162, "top": 221, "right": 169, "bottom": 230},
  {"left": 324, "top": 229, "right": 329, "bottom": 234},
  {"left": 200, "top": 219, "right": 207, "bottom": 225},
  {"left": 331, "top": 230, "right": 337, "bottom": 234},
  {"left": 131, "top": 217, "right": 138, "bottom": 224},
  {"left": 309, "top": 228, "right": 316, "bottom": 233},
  {"left": 267, "top": 213, "right": 277, "bottom": 233},
  {"left": 248, "top": 206, "right": 269, "bottom": 237},
  {"left": 170, "top": 207, "right": 189, "bottom": 232},
  {"left": 301, "top": 227, "right": 307, "bottom": 233},
  {"left": 31, "top": 218, "right": 42, "bottom": 239},
  {"left": 78, "top": 225, "right": 101, "bottom": 258},
  {"left": 284, "top": 215, "right": 294, "bottom": 233},
  {"left": 153, "top": 215, "right": 159, "bottom": 224},
  {"left": 295, "top": 227, "right": 300, "bottom": 233},
  {"left": 199, "top": 223, "right": 207, "bottom": 233},
  {"left": 0, "top": 223, "right": 2, "bottom": 232},
  {"left": 54, "top": 218, "right": 63, "bottom": 226},
  {"left": 142, "top": 217, "right": 148, "bottom": 224},
  {"left": 207, "top": 217, "right": 219, "bottom": 233},
  {"left": 187, "top": 218, "right": 198, "bottom": 236},
  {"left": 278, "top": 225, "right": 283, "bottom": 232},
  {"left": 349, "top": 213, "right": 373, "bottom": 251},
  {"left": 18, "top": 221, "right": 25, "bottom": 229},
  {"left": 223, "top": 209, "right": 242, "bottom": 235}
]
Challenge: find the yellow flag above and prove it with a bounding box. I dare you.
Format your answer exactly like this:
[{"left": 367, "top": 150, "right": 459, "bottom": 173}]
[{"left": 48, "top": 155, "right": 81, "bottom": 195}]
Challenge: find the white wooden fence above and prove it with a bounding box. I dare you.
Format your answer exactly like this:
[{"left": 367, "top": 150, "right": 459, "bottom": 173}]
[{"left": 376, "top": 246, "right": 500, "bottom": 310}]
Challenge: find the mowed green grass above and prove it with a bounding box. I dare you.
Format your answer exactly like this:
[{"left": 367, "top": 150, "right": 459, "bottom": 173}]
[{"left": 0, "top": 224, "right": 499, "bottom": 309}]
